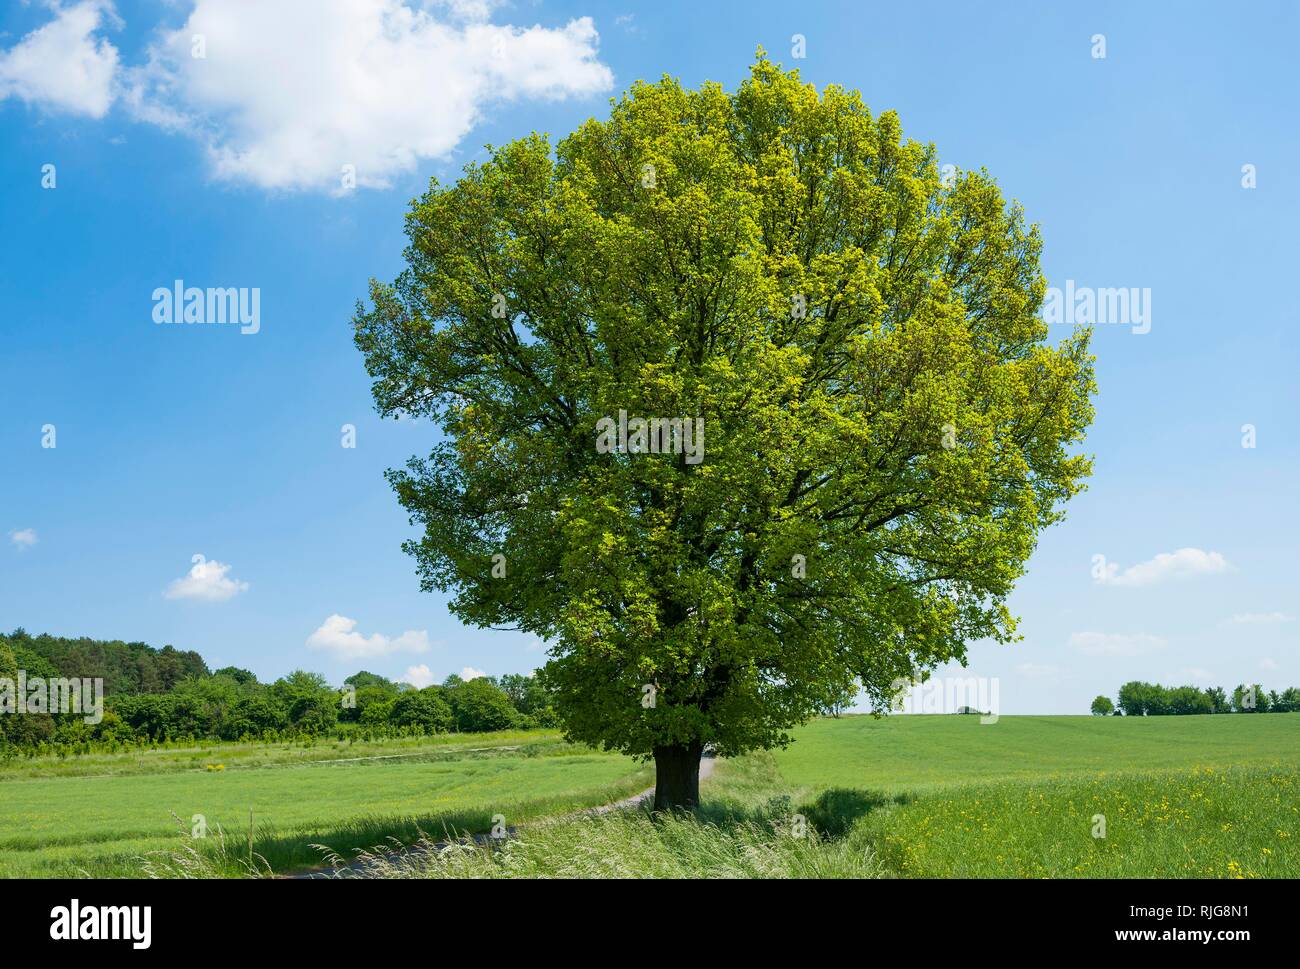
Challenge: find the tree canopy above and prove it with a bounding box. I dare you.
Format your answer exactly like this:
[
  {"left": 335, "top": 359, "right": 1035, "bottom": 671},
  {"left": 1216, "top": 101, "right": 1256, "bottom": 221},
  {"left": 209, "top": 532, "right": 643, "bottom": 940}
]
[{"left": 354, "top": 55, "right": 1096, "bottom": 808}]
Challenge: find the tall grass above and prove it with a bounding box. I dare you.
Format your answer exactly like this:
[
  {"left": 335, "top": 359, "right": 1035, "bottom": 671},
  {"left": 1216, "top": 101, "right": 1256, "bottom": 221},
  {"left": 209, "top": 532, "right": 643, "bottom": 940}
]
[
  {"left": 346, "top": 810, "right": 884, "bottom": 879},
  {"left": 335, "top": 755, "right": 884, "bottom": 880},
  {"left": 850, "top": 764, "right": 1300, "bottom": 878},
  {"left": 328, "top": 755, "right": 1300, "bottom": 880}
]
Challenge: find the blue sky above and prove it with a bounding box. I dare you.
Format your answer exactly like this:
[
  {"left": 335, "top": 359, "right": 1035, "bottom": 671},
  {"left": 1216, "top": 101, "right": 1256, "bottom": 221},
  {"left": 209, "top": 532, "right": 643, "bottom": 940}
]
[{"left": 1, "top": 0, "right": 1296, "bottom": 712}]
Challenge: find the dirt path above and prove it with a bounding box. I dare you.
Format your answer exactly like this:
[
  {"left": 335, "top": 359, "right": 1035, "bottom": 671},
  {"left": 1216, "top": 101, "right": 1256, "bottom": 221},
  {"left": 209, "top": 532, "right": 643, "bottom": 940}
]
[{"left": 288, "top": 750, "right": 718, "bottom": 879}]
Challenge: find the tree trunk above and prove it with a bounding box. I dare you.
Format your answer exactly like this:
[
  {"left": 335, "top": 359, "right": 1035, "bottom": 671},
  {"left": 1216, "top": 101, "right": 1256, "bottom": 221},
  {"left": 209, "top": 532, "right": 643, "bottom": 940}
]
[{"left": 652, "top": 742, "right": 704, "bottom": 812}]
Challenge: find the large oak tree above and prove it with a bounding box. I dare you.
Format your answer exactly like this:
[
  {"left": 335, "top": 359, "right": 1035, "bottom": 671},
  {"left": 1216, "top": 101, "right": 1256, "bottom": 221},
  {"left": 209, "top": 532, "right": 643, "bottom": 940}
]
[{"left": 354, "top": 56, "right": 1095, "bottom": 810}]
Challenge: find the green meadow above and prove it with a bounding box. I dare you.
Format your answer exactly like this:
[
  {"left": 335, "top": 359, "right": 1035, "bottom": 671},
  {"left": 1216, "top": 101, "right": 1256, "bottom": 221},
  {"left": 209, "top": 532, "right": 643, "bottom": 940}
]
[
  {"left": 0, "top": 732, "right": 650, "bottom": 877},
  {"left": 767, "top": 714, "right": 1300, "bottom": 879},
  {"left": 351, "top": 713, "right": 1300, "bottom": 880},
  {"left": 2, "top": 714, "right": 1296, "bottom": 878},
  {"left": 770, "top": 712, "right": 1300, "bottom": 791}
]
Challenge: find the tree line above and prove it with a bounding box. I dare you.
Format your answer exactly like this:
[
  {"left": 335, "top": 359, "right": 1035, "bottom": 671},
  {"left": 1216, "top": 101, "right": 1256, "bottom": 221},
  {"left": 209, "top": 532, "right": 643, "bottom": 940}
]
[
  {"left": 0, "top": 628, "right": 555, "bottom": 756},
  {"left": 1090, "top": 681, "right": 1300, "bottom": 717}
]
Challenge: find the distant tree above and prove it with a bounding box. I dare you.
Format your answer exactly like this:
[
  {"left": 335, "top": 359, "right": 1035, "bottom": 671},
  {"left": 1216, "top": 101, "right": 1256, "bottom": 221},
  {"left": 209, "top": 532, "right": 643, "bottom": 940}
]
[
  {"left": 498, "top": 672, "right": 558, "bottom": 726},
  {"left": 1144, "top": 684, "right": 1172, "bottom": 716},
  {"left": 227, "top": 694, "right": 288, "bottom": 737},
  {"left": 0, "top": 640, "right": 28, "bottom": 748},
  {"left": 1108, "top": 681, "right": 1300, "bottom": 717},
  {"left": 344, "top": 671, "right": 399, "bottom": 692},
  {"left": 1117, "top": 681, "right": 1151, "bottom": 717},
  {"left": 1090, "top": 695, "right": 1114, "bottom": 716},
  {"left": 290, "top": 693, "right": 339, "bottom": 733},
  {"left": 154, "top": 645, "right": 209, "bottom": 691},
  {"left": 1166, "top": 685, "right": 1212, "bottom": 716},
  {"left": 1232, "top": 683, "right": 1269, "bottom": 713},
  {"left": 272, "top": 670, "right": 339, "bottom": 732},
  {"left": 0, "top": 708, "right": 55, "bottom": 746},
  {"left": 360, "top": 698, "right": 396, "bottom": 725},
  {"left": 498, "top": 673, "right": 531, "bottom": 709},
  {"left": 447, "top": 678, "right": 518, "bottom": 733},
  {"left": 214, "top": 666, "right": 258, "bottom": 686},
  {"left": 1, "top": 637, "right": 135, "bottom": 745},
  {"left": 172, "top": 676, "right": 243, "bottom": 736},
  {"left": 11, "top": 630, "right": 207, "bottom": 695},
  {"left": 388, "top": 687, "right": 453, "bottom": 733},
  {"left": 0, "top": 637, "right": 16, "bottom": 680},
  {"left": 109, "top": 694, "right": 172, "bottom": 739},
  {"left": 91, "top": 709, "right": 134, "bottom": 744},
  {"left": 341, "top": 685, "right": 399, "bottom": 723}
]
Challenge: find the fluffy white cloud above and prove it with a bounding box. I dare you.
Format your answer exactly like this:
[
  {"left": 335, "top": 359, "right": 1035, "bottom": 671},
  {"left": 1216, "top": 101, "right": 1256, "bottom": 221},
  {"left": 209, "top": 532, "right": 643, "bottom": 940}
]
[
  {"left": 1231, "top": 611, "right": 1294, "bottom": 625},
  {"left": 1094, "top": 548, "right": 1229, "bottom": 587},
  {"left": 0, "top": 1, "right": 119, "bottom": 118},
  {"left": 164, "top": 554, "right": 249, "bottom": 601},
  {"left": 402, "top": 663, "right": 435, "bottom": 688},
  {"left": 461, "top": 666, "right": 487, "bottom": 680},
  {"left": 306, "top": 614, "right": 430, "bottom": 660},
  {"left": 1070, "top": 631, "right": 1167, "bottom": 657},
  {"left": 125, "top": 0, "right": 613, "bottom": 192},
  {"left": 9, "top": 528, "right": 38, "bottom": 549}
]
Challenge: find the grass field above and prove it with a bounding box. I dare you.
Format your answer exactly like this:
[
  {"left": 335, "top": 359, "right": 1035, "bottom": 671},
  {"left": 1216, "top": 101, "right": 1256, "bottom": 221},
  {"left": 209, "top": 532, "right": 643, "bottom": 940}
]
[
  {"left": 3, "top": 714, "right": 1297, "bottom": 878},
  {"left": 0, "top": 731, "right": 650, "bottom": 877},
  {"left": 352, "top": 713, "right": 1300, "bottom": 880},
  {"left": 770, "top": 713, "right": 1300, "bottom": 791},
  {"left": 0, "top": 729, "right": 569, "bottom": 780},
  {"left": 767, "top": 714, "right": 1300, "bottom": 878}
]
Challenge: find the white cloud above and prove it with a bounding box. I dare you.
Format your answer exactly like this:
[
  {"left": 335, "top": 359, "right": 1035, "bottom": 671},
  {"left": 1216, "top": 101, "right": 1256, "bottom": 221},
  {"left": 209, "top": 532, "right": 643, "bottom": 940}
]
[
  {"left": 1094, "top": 548, "right": 1230, "bottom": 587},
  {"left": 1070, "top": 631, "right": 1167, "bottom": 657},
  {"left": 124, "top": 0, "right": 613, "bottom": 192},
  {"left": 9, "top": 528, "right": 38, "bottom": 549},
  {"left": 164, "top": 554, "right": 249, "bottom": 601},
  {"left": 402, "top": 663, "right": 435, "bottom": 688},
  {"left": 306, "top": 613, "right": 430, "bottom": 660},
  {"left": 1015, "top": 662, "right": 1064, "bottom": 680},
  {"left": 1180, "top": 667, "right": 1215, "bottom": 683},
  {"left": 1231, "top": 611, "right": 1294, "bottom": 625},
  {"left": 0, "top": 1, "right": 120, "bottom": 118},
  {"left": 613, "top": 13, "right": 642, "bottom": 35},
  {"left": 1260, "top": 658, "right": 1280, "bottom": 671},
  {"left": 434, "top": 0, "right": 504, "bottom": 20},
  {"left": 461, "top": 666, "right": 487, "bottom": 680}
]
